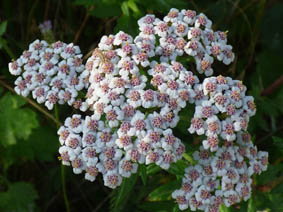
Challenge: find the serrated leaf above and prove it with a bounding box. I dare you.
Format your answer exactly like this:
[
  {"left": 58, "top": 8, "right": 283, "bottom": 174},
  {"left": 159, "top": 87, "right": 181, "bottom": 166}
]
[
  {"left": 0, "top": 21, "right": 7, "bottom": 36},
  {"left": 0, "top": 182, "right": 38, "bottom": 212},
  {"left": 148, "top": 179, "right": 181, "bottom": 201},
  {"left": 0, "top": 93, "right": 38, "bottom": 146}
]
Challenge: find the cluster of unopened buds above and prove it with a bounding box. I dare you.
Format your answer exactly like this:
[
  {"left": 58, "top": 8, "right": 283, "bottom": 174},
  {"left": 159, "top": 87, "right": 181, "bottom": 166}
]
[
  {"left": 8, "top": 7, "right": 268, "bottom": 212},
  {"left": 8, "top": 40, "right": 88, "bottom": 110}
]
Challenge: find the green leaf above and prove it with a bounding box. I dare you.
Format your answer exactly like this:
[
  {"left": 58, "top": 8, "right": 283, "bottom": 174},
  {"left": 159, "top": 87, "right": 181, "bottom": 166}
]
[
  {"left": 272, "top": 136, "right": 283, "bottom": 151},
  {"left": 167, "top": 160, "right": 188, "bottom": 177},
  {"left": 90, "top": 4, "right": 121, "bottom": 18},
  {"left": 5, "top": 125, "right": 59, "bottom": 163},
  {"left": 220, "top": 204, "right": 231, "bottom": 212},
  {"left": 148, "top": 179, "right": 181, "bottom": 201},
  {"left": 72, "top": 0, "right": 98, "bottom": 6},
  {"left": 139, "top": 200, "right": 176, "bottom": 212},
  {"left": 0, "top": 21, "right": 7, "bottom": 36},
  {"left": 139, "top": 164, "right": 147, "bottom": 185},
  {"left": 121, "top": 1, "right": 130, "bottom": 16},
  {"left": 127, "top": 0, "right": 140, "bottom": 14},
  {"left": 257, "top": 164, "right": 283, "bottom": 185},
  {"left": 146, "top": 164, "right": 162, "bottom": 175},
  {"left": 0, "top": 182, "right": 38, "bottom": 212},
  {"left": 0, "top": 93, "right": 38, "bottom": 146},
  {"left": 247, "top": 196, "right": 256, "bottom": 212},
  {"left": 110, "top": 173, "right": 138, "bottom": 212}
]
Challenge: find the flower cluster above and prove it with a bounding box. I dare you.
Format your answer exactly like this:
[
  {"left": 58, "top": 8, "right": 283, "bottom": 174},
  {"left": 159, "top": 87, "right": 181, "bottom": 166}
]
[
  {"left": 8, "top": 40, "right": 88, "bottom": 110},
  {"left": 58, "top": 114, "right": 138, "bottom": 189},
  {"left": 188, "top": 75, "right": 256, "bottom": 152},
  {"left": 82, "top": 30, "right": 195, "bottom": 173},
  {"left": 51, "top": 7, "right": 267, "bottom": 208},
  {"left": 136, "top": 8, "right": 234, "bottom": 76},
  {"left": 172, "top": 132, "right": 268, "bottom": 211}
]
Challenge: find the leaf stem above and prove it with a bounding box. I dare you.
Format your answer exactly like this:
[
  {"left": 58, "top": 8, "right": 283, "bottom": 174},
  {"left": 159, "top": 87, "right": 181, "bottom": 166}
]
[{"left": 54, "top": 105, "right": 70, "bottom": 212}]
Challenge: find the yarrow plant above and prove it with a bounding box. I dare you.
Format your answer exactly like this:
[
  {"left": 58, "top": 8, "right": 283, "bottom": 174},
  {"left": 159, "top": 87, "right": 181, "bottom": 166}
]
[{"left": 8, "top": 7, "right": 268, "bottom": 211}]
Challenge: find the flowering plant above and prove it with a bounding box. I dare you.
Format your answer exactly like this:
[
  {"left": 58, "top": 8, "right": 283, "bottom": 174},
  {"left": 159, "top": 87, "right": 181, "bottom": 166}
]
[{"left": 7, "top": 7, "right": 269, "bottom": 212}]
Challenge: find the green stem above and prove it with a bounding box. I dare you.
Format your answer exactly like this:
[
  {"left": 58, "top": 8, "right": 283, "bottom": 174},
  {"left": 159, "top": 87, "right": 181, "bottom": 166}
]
[{"left": 54, "top": 105, "right": 70, "bottom": 212}]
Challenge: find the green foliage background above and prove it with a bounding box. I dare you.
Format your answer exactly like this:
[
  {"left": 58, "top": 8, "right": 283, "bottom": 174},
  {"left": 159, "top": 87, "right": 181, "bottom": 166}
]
[{"left": 0, "top": 0, "right": 282, "bottom": 211}]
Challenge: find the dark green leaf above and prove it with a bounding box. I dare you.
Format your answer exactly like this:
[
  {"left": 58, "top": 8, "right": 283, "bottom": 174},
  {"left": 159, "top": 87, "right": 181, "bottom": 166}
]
[
  {"left": 148, "top": 179, "right": 181, "bottom": 201},
  {"left": 110, "top": 173, "right": 138, "bottom": 212},
  {"left": 139, "top": 200, "right": 176, "bottom": 212},
  {"left": 0, "top": 93, "right": 38, "bottom": 146},
  {"left": 139, "top": 164, "right": 147, "bottom": 185},
  {"left": 0, "top": 182, "right": 38, "bottom": 212},
  {"left": 0, "top": 21, "right": 7, "bottom": 36}
]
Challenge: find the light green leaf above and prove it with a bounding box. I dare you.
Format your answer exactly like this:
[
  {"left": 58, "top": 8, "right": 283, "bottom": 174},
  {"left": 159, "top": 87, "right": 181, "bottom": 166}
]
[
  {"left": 121, "top": 2, "right": 130, "bottom": 16},
  {"left": 127, "top": 0, "right": 140, "bottom": 14}
]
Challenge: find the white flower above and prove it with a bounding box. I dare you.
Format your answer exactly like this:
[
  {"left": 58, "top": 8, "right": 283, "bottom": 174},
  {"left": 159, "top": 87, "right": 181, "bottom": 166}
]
[
  {"left": 64, "top": 114, "right": 84, "bottom": 133},
  {"left": 103, "top": 171, "right": 122, "bottom": 189},
  {"left": 59, "top": 146, "right": 76, "bottom": 165},
  {"left": 8, "top": 59, "right": 23, "bottom": 75},
  {"left": 118, "top": 159, "right": 138, "bottom": 177}
]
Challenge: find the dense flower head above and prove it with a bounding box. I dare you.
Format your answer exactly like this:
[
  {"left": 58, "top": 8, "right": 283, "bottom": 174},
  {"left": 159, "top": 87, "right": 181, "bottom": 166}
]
[
  {"left": 188, "top": 76, "right": 256, "bottom": 151},
  {"left": 8, "top": 39, "right": 88, "bottom": 110},
  {"left": 50, "top": 7, "right": 267, "bottom": 208},
  {"left": 136, "top": 8, "right": 235, "bottom": 76},
  {"left": 172, "top": 132, "right": 268, "bottom": 211}
]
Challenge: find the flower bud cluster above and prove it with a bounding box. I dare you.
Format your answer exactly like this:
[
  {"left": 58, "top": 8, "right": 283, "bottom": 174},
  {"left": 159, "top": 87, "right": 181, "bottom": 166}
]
[
  {"left": 8, "top": 40, "right": 88, "bottom": 110},
  {"left": 172, "top": 132, "right": 268, "bottom": 211},
  {"left": 188, "top": 76, "right": 256, "bottom": 151}
]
